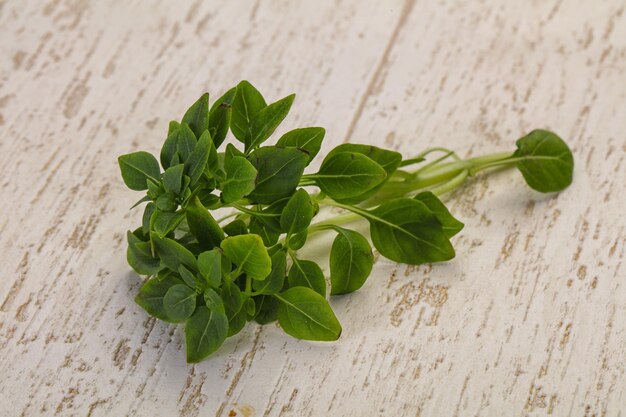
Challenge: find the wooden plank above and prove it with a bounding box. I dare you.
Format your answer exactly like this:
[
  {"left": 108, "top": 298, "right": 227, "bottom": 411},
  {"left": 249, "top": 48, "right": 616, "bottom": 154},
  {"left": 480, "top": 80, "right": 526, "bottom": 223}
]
[{"left": 0, "top": 0, "right": 624, "bottom": 416}]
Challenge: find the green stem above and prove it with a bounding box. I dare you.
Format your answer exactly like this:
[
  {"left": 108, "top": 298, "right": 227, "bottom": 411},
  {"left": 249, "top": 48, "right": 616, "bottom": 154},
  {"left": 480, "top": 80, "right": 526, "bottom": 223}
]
[{"left": 429, "top": 169, "right": 469, "bottom": 196}]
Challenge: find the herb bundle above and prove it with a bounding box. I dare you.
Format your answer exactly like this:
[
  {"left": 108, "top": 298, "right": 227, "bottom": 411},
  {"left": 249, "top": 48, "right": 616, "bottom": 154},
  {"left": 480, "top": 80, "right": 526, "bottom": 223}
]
[{"left": 118, "top": 81, "right": 574, "bottom": 363}]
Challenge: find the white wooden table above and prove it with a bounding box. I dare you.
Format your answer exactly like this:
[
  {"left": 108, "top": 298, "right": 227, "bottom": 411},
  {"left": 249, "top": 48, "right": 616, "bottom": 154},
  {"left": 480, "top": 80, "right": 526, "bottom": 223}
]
[{"left": 1, "top": 1, "right": 625, "bottom": 416}]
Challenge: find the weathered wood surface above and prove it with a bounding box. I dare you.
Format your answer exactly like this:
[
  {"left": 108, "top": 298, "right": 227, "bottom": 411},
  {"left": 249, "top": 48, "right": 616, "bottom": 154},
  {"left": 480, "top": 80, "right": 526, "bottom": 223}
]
[{"left": 1, "top": 0, "right": 625, "bottom": 416}]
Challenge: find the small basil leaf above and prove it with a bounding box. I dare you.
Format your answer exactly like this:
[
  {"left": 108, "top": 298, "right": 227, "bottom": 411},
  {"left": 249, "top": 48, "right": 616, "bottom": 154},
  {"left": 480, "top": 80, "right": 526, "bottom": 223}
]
[
  {"left": 163, "top": 284, "right": 197, "bottom": 322},
  {"left": 134, "top": 274, "right": 184, "bottom": 322},
  {"left": 222, "top": 219, "right": 248, "bottom": 236},
  {"left": 248, "top": 218, "right": 280, "bottom": 246},
  {"left": 162, "top": 164, "right": 185, "bottom": 195},
  {"left": 244, "top": 297, "right": 256, "bottom": 317},
  {"left": 224, "top": 143, "right": 245, "bottom": 165},
  {"left": 118, "top": 151, "right": 161, "bottom": 191},
  {"left": 367, "top": 198, "right": 454, "bottom": 264},
  {"left": 286, "top": 230, "right": 307, "bottom": 251},
  {"left": 178, "top": 265, "right": 199, "bottom": 288},
  {"left": 208, "top": 87, "right": 236, "bottom": 149},
  {"left": 176, "top": 123, "right": 197, "bottom": 162},
  {"left": 276, "top": 127, "right": 325, "bottom": 162},
  {"left": 245, "top": 94, "right": 295, "bottom": 151},
  {"left": 141, "top": 202, "right": 156, "bottom": 235},
  {"left": 313, "top": 152, "right": 386, "bottom": 203},
  {"left": 221, "top": 281, "right": 243, "bottom": 315},
  {"left": 155, "top": 193, "right": 178, "bottom": 212},
  {"left": 228, "top": 307, "right": 248, "bottom": 337},
  {"left": 220, "top": 234, "right": 271, "bottom": 280},
  {"left": 184, "top": 130, "right": 212, "bottom": 186},
  {"left": 160, "top": 122, "right": 180, "bottom": 170},
  {"left": 414, "top": 191, "right": 464, "bottom": 238},
  {"left": 247, "top": 146, "right": 308, "bottom": 204},
  {"left": 325, "top": 144, "right": 402, "bottom": 202},
  {"left": 276, "top": 287, "right": 341, "bottom": 341},
  {"left": 287, "top": 257, "right": 326, "bottom": 297},
  {"left": 253, "top": 295, "right": 279, "bottom": 324},
  {"left": 203, "top": 288, "right": 225, "bottom": 314},
  {"left": 197, "top": 249, "right": 221, "bottom": 288},
  {"left": 152, "top": 209, "right": 186, "bottom": 237},
  {"left": 231, "top": 81, "right": 267, "bottom": 142},
  {"left": 326, "top": 144, "right": 402, "bottom": 176},
  {"left": 151, "top": 233, "right": 198, "bottom": 271},
  {"left": 513, "top": 129, "right": 574, "bottom": 193},
  {"left": 221, "top": 156, "right": 257, "bottom": 203},
  {"left": 127, "top": 231, "right": 162, "bottom": 275},
  {"left": 186, "top": 196, "right": 224, "bottom": 250},
  {"left": 329, "top": 227, "right": 373, "bottom": 295},
  {"left": 280, "top": 189, "right": 315, "bottom": 235},
  {"left": 181, "top": 93, "right": 209, "bottom": 139},
  {"left": 252, "top": 250, "right": 286, "bottom": 295},
  {"left": 185, "top": 306, "right": 228, "bottom": 363}
]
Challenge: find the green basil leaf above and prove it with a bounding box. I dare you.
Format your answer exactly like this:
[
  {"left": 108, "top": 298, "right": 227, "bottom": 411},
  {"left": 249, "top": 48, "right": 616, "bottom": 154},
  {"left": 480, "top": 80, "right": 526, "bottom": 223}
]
[
  {"left": 184, "top": 130, "right": 212, "bottom": 186},
  {"left": 244, "top": 297, "right": 256, "bottom": 317},
  {"left": 245, "top": 94, "right": 295, "bottom": 151},
  {"left": 287, "top": 257, "right": 326, "bottom": 297},
  {"left": 414, "top": 191, "right": 464, "bottom": 238},
  {"left": 222, "top": 219, "right": 248, "bottom": 236},
  {"left": 366, "top": 198, "right": 454, "bottom": 264},
  {"left": 327, "top": 144, "right": 402, "bottom": 175},
  {"left": 146, "top": 178, "right": 162, "bottom": 200},
  {"left": 185, "top": 306, "right": 228, "bottom": 363},
  {"left": 329, "top": 227, "right": 373, "bottom": 295},
  {"left": 162, "top": 164, "right": 185, "bottom": 195},
  {"left": 276, "top": 127, "right": 325, "bottom": 162},
  {"left": 325, "top": 144, "right": 402, "bottom": 202},
  {"left": 228, "top": 307, "right": 248, "bottom": 337},
  {"left": 186, "top": 196, "right": 224, "bottom": 250},
  {"left": 220, "top": 234, "right": 271, "bottom": 280},
  {"left": 197, "top": 249, "right": 221, "bottom": 288},
  {"left": 221, "top": 281, "right": 244, "bottom": 317},
  {"left": 118, "top": 151, "right": 161, "bottom": 191},
  {"left": 248, "top": 217, "right": 280, "bottom": 246},
  {"left": 134, "top": 274, "right": 183, "bottom": 322},
  {"left": 205, "top": 136, "right": 220, "bottom": 177},
  {"left": 176, "top": 123, "right": 197, "bottom": 162},
  {"left": 252, "top": 249, "right": 286, "bottom": 295},
  {"left": 313, "top": 152, "right": 386, "bottom": 203},
  {"left": 250, "top": 197, "right": 289, "bottom": 233},
  {"left": 181, "top": 93, "right": 209, "bottom": 139},
  {"left": 231, "top": 80, "right": 267, "bottom": 142},
  {"left": 286, "top": 230, "right": 307, "bottom": 251},
  {"left": 280, "top": 188, "right": 315, "bottom": 235},
  {"left": 161, "top": 122, "right": 180, "bottom": 169},
  {"left": 224, "top": 143, "right": 245, "bottom": 165},
  {"left": 513, "top": 129, "right": 574, "bottom": 193},
  {"left": 221, "top": 156, "right": 257, "bottom": 203},
  {"left": 151, "top": 233, "right": 198, "bottom": 271},
  {"left": 178, "top": 265, "right": 199, "bottom": 288},
  {"left": 208, "top": 87, "right": 236, "bottom": 149},
  {"left": 152, "top": 209, "right": 186, "bottom": 237},
  {"left": 155, "top": 192, "right": 178, "bottom": 212},
  {"left": 275, "top": 287, "right": 341, "bottom": 341},
  {"left": 203, "top": 288, "right": 225, "bottom": 314},
  {"left": 163, "top": 284, "right": 197, "bottom": 322},
  {"left": 127, "top": 231, "right": 162, "bottom": 275},
  {"left": 142, "top": 202, "right": 156, "bottom": 235},
  {"left": 221, "top": 281, "right": 246, "bottom": 336},
  {"left": 247, "top": 146, "right": 308, "bottom": 204},
  {"left": 253, "top": 295, "right": 279, "bottom": 324}
]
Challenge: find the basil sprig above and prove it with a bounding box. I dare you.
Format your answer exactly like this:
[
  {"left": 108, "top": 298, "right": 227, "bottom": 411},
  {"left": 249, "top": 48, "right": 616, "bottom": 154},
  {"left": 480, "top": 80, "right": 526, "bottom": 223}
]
[{"left": 118, "top": 81, "right": 574, "bottom": 363}]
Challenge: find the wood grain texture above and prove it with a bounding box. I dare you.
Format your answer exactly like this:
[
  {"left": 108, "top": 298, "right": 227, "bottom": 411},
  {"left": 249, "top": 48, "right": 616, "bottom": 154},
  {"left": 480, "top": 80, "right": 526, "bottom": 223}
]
[{"left": 1, "top": 0, "right": 625, "bottom": 416}]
